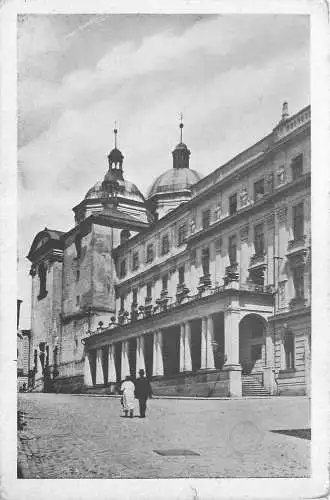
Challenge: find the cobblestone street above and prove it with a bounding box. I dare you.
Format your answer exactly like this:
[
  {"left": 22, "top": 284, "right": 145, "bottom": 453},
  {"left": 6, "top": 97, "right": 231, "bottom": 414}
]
[{"left": 17, "top": 394, "right": 310, "bottom": 479}]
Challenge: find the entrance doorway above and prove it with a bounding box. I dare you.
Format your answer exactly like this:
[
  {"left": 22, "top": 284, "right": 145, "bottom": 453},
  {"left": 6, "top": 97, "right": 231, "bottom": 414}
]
[{"left": 162, "top": 326, "right": 180, "bottom": 376}]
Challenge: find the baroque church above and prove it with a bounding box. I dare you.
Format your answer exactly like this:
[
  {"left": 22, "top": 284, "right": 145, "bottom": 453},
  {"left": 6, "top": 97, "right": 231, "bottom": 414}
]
[{"left": 26, "top": 102, "right": 311, "bottom": 397}]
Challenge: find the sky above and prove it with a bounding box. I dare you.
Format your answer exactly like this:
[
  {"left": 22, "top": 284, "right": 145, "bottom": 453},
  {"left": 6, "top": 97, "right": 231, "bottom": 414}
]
[{"left": 17, "top": 14, "right": 310, "bottom": 328}]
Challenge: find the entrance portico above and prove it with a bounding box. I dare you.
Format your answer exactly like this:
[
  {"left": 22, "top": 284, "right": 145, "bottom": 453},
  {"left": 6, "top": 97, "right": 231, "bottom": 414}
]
[{"left": 83, "top": 287, "right": 274, "bottom": 397}]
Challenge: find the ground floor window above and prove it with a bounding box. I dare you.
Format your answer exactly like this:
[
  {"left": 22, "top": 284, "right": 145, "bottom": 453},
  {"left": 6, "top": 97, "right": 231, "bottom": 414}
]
[{"left": 284, "top": 331, "right": 295, "bottom": 370}]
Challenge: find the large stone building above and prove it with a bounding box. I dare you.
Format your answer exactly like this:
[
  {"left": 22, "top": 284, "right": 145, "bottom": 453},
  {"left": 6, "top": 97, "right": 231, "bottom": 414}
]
[{"left": 26, "top": 103, "right": 311, "bottom": 397}]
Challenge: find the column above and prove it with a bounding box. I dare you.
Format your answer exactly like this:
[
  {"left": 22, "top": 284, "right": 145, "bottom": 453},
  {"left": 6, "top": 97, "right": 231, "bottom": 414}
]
[
  {"left": 206, "top": 315, "right": 215, "bottom": 369},
  {"left": 152, "top": 331, "right": 164, "bottom": 376},
  {"left": 37, "top": 349, "right": 43, "bottom": 377},
  {"left": 107, "top": 345, "right": 117, "bottom": 383},
  {"left": 121, "top": 340, "right": 130, "bottom": 379},
  {"left": 179, "top": 323, "right": 185, "bottom": 372},
  {"left": 136, "top": 336, "right": 146, "bottom": 377},
  {"left": 263, "top": 323, "right": 276, "bottom": 395},
  {"left": 84, "top": 351, "right": 93, "bottom": 387},
  {"left": 200, "top": 317, "right": 207, "bottom": 369},
  {"left": 95, "top": 349, "right": 104, "bottom": 385},
  {"left": 184, "top": 320, "right": 192, "bottom": 372},
  {"left": 223, "top": 308, "right": 242, "bottom": 397}
]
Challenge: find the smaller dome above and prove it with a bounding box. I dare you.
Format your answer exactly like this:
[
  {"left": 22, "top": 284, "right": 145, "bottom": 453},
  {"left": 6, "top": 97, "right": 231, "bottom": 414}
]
[
  {"left": 147, "top": 168, "right": 202, "bottom": 199},
  {"left": 173, "top": 142, "right": 189, "bottom": 151},
  {"left": 85, "top": 181, "right": 105, "bottom": 199},
  {"left": 85, "top": 179, "right": 145, "bottom": 204}
]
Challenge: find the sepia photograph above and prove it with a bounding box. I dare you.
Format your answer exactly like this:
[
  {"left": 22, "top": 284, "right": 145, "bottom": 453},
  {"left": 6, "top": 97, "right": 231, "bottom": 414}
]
[{"left": 1, "top": 1, "right": 329, "bottom": 498}]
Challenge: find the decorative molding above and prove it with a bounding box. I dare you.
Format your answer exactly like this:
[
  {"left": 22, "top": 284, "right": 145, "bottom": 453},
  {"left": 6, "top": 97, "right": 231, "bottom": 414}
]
[
  {"left": 266, "top": 213, "right": 275, "bottom": 229},
  {"left": 276, "top": 205, "right": 287, "bottom": 223},
  {"left": 239, "top": 224, "right": 249, "bottom": 241}
]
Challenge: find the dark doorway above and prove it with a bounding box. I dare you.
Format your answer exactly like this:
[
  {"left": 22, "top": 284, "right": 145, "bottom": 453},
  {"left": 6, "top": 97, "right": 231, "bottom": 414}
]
[
  {"left": 213, "top": 312, "right": 225, "bottom": 369},
  {"left": 144, "top": 333, "right": 153, "bottom": 379},
  {"left": 162, "top": 326, "right": 180, "bottom": 376},
  {"left": 190, "top": 319, "right": 202, "bottom": 371},
  {"left": 114, "top": 343, "right": 122, "bottom": 382},
  {"left": 102, "top": 347, "right": 108, "bottom": 385},
  {"left": 128, "top": 338, "right": 137, "bottom": 379},
  {"left": 89, "top": 350, "right": 97, "bottom": 386}
]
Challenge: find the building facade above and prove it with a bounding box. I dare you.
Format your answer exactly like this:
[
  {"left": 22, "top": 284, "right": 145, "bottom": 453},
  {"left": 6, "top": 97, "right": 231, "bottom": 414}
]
[{"left": 27, "top": 103, "right": 311, "bottom": 397}]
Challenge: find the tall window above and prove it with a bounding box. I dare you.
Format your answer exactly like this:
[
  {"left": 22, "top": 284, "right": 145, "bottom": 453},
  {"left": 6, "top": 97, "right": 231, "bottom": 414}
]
[
  {"left": 38, "top": 263, "right": 47, "bottom": 299},
  {"left": 229, "top": 193, "right": 237, "bottom": 215},
  {"left": 132, "top": 288, "right": 138, "bottom": 305},
  {"left": 75, "top": 235, "right": 82, "bottom": 259},
  {"left": 293, "top": 202, "right": 304, "bottom": 240},
  {"left": 132, "top": 251, "right": 139, "bottom": 271},
  {"left": 228, "top": 235, "right": 237, "bottom": 265},
  {"left": 254, "top": 223, "right": 265, "bottom": 256},
  {"left": 202, "top": 209, "right": 210, "bottom": 230},
  {"left": 161, "top": 234, "right": 170, "bottom": 255},
  {"left": 178, "top": 265, "right": 185, "bottom": 284},
  {"left": 292, "top": 266, "right": 304, "bottom": 299},
  {"left": 284, "top": 331, "right": 295, "bottom": 370},
  {"left": 146, "top": 243, "right": 154, "bottom": 263},
  {"left": 162, "top": 274, "right": 168, "bottom": 291},
  {"left": 146, "top": 283, "right": 152, "bottom": 299},
  {"left": 119, "top": 259, "right": 127, "bottom": 278},
  {"left": 254, "top": 178, "right": 265, "bottom": 202},
  {"left": 201, "top": 248, "right": 210, "bottom": 276},
  {"left": 291, "top": 154, "right": 303, "bottom": 181},
  {"left": 178, "top": 223, "right": 187, "bottom": 246}
]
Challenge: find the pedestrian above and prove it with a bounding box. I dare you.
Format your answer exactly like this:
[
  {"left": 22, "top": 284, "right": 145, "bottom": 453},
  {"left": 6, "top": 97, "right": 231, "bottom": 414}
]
[
  {"left": 134, "top": 369, "right": 152, "bottom": 418},
  {"left": 120, "top": 375, "right": 135, "bottom": 418}
]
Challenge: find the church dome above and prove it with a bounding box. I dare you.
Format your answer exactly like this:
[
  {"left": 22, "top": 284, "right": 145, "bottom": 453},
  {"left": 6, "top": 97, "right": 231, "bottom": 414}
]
[
  {"left": 85, "top": 178, "right": 145, "bottom": 204},
  {"left": 147, "top": 167, "right": 202, "bottom": 199}
]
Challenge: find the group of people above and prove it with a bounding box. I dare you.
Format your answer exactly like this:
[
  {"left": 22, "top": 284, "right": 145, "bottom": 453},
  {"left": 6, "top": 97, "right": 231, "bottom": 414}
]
[{"left": 119, "top": 369, "right": 152, "bottom": 418}]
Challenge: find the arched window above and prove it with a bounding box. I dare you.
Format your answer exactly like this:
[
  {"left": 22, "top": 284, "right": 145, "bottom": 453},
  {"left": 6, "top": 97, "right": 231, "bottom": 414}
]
[
  {"left": 120, "top": 229, "right": 131, "bottom": 245},
  {"left": 38, "top": 263, "right": 47, "bottom": 300},
  {"left": 284, "top": 330, "right": 295, "bottom": 370}
]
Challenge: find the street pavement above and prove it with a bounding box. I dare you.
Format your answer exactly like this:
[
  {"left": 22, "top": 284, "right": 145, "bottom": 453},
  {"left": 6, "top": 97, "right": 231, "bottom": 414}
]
[{"left": 17, "top": 393, "right": 310, "bottom": 479}]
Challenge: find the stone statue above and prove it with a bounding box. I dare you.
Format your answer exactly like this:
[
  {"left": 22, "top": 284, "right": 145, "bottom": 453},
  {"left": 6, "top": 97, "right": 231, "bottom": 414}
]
[
  {"left": 215, "top": 203, "right": 222, "bottom": 220},
  {"left": 277, "top": 166, "right": 285, "bottom": 185},
  {"left": 190, "top": 218, "right": 196, "bottom": 234},
  {"left": 239, "top": 187, "right": 249, "bottom": 207}
]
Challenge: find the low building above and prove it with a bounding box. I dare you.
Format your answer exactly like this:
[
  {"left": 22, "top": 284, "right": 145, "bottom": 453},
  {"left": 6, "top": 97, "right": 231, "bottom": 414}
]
[{"left": 27, "top": 103, "right": 311, "bottom": 397}]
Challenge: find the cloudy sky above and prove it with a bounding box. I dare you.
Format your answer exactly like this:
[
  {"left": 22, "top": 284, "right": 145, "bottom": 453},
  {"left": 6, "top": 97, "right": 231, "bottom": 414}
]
[{"left": 17, "top": 14, "right": 310, "bottom": 328}]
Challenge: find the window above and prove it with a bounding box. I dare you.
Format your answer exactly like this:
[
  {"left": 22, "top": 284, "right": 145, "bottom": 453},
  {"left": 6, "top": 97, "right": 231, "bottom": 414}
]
[
  {"left": 292, "top": 266, "right": 304, "bottom": 299},
  {"left": 120, "top": 229, "right": 131, "bottom": 245},
  {"left": 229, "top": 193, "right": 237, "bottom": 215},
  {"left": 254, "top": 178, "right": 265, "bottom": 202},
  {"left": 76, "top": 295, "right": 80, "bottom": 306},
  {"left": 202, "top": 209, "right": 211, "bottom": 230},
  {"left": 132, "top": 251, "right": 139, "bottom": 271},
  {"left": 38, "top": 263, "right": 47, "bottom": 299},
  {"left": 120, "top": 295, "right": 125, "bottom": 311},
  {"left": 291, "top": 154, "right": 303, "bottom": 181},
  {"left": 76, "top": 269, "right": 80, "bottom": 281},
  {"left": 132, "top": 288, "right": 138, "bottom": 305},
  {"left": 119, "top": 259, "right": 127, "bottom": 278},
  {"left": 201, "top": 248, "right": 210, "bottom": 276},
  {"left": 228, "top": 235, "right": 237, "bottom": 265},
  {"left": 254, "top": 223, "right": 265, "bottom": 257},
  {"left": 75, "top": 235, "right": 82, "bottom": 259},
  {"left": 284, "top": 331, "right": 295, "bottom": 369},
  {"left": 161, "top": 234, "right": 170, "bottom": 255},
  {"left": 146, "top": 283, "right": 152, "bottom": 299},
  {"left": 162, "top": 274, "right": 168, "bottom": 291},
  {"left": 178, "top": 223, "right": 187, "bottom": 246},
  {"left": 251, "top": 345, "right": 262, "bottom": 363},
  {"left": 146, "top": 243, "right": 154, "bottom": 263},
  {"left": 178, "top": 265, "right": 185, "bottom": 285},
  {"left": 293, "top": 202, "right": 304, "bottom": 240}
]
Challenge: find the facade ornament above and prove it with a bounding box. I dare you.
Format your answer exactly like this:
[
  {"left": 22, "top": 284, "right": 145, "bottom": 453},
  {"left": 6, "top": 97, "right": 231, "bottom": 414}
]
[
  {"left": 190, "top": 218, "right": 196, "bottom": 234},
  {"left": 214, "top": 202, "right": 222, "bottom": 221},
  {"left": 29, "top": 264, "right": 37, "bottom": 277},
  {"left": 239, "top": 186, "right": 250, "bottom": 208},
  {"left": 239, "top": 224, "right": 249, "bottom": 241},
  {"left": 277, "top": 166, "right": 285, "bottom": 186}
]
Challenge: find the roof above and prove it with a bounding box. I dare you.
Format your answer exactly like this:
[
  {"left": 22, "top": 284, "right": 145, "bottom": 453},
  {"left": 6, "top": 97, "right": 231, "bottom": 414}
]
[
  {"left": 147, "top": 167, "right": 202, "bottom": 199},
  {"left": 27, "top": 228, "right": 64, "bottom": 261}
]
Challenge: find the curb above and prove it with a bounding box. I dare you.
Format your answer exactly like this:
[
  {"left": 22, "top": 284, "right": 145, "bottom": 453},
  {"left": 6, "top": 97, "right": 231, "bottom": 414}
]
[{"left": 69, "top": 393, "right": 310, "bottom": 401}]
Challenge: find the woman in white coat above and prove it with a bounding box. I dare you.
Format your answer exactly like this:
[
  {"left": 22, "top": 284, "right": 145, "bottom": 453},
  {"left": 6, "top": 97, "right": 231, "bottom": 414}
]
[{"left": 120, "top": 375, "right": 135, "bottom": 418}]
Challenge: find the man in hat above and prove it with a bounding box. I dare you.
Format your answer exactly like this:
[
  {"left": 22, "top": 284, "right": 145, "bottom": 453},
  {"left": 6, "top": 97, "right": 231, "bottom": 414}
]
[{"left": 134, "top": 369, "right": 152, "bottom": 418}]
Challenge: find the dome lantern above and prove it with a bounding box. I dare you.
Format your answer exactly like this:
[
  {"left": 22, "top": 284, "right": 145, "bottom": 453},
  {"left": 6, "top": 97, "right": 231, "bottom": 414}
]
[
  {"left": 107, "top": 124, "right": 124, "bottom": 180},
  {"left": 172, "top": 113, "right": 191, "bottom": 169}
]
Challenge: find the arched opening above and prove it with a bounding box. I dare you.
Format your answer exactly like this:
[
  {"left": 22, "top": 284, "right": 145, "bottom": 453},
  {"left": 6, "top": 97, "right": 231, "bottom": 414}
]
[{"left": 239, "top": 314, "right": 267, "bottom": 375}]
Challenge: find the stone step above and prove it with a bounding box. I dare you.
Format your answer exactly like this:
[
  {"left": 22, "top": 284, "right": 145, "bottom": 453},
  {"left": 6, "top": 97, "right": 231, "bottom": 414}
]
[{"left": 242, "top": 375, "right": 270, "bottom": 396}]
